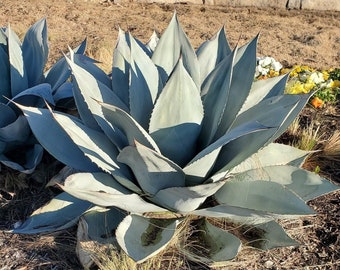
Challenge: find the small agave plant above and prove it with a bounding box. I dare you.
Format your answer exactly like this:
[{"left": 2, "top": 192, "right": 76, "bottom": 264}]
[
  {"left": 13, "top": 13, "right": 338, "bottom": 267},
  {"left": 0, "top": 18, "right": 89, "bottom": 173}
]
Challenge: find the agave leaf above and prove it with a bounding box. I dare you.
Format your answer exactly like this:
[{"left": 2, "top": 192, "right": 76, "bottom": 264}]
[
  {"left": 71, "top": 71, "right": 102, "bottom": 131},
  {"left": 271, "top": 93, "right": 311, "bottom": 142},
  {"left": 44, "top": 39, "right": 87, "bottom": 92},
  {"left": 0, "top": 144, "right": 43, "bottom": 174},
  {"left": 117, "top": 142, "right": 185, "bottom": 196},
  {"left": 114, "top": 28, "right": 131, "bottom": 61},
  {"left": 10, "top": 83, "right": 55, "bottom": 108},
  {"left": 99, "top": 102, "right": 160, "bottom": 152},
  {"left": 0, "top": 142, "right": 5, "bottom": 153},
  {"left": 22, "top": 18, "right": 48, "bottom": 87},
  {"left": 149, "top": 58, "right": 204, "bottom": 166},
  {"left": 230, "top": 143, "right": 311, "bottom": 174},
  {"left": 193, "top": 204, "right": 274, "bottom": 225},
  {"left": 196, "top": 26, "right": 231, "bottom": 84},
  {"left": 112, "top": 173, "right": 144, "bottom": 195},
  {"left": 52, "top": 82, "right": 74, "bottom": 104},
  {"left": 213, "top": 36, "right": 258, "bottom": 139},
  {"left": 8, "top": 25, "right": 28, "bottom": 96},
  {"left": 238, "top": 74, "right": 289, "bottom": 115},
  {"left": 77, "top": 207, "right": 127, "bottom": 268},
  {"left": 63, "top": 186, "right": 167, "bottom": 213},
  {"left": 44, "top": 55, "right": 71, "bottom": 93},
  {"left": 61, "top": 172, "right": 141, "bottom": 206},
  {"left": 134, "top": 33, "right": 155, "bottom": 57},
  {"left": 152, "top": 181, "right": 225, "bottom": 213},
  {"left": 145, "top": 30, "right": 159, "bottom": 53},
  {"left": 73, "top": 53, "right": 111, "bottom": 88},
  {"left": 231, "top": 165, "right": 339, "bottom": 201},
  {"left": 199, "top": 49, "right": 236, "bottom": 147},
  {"left": 66, "top": 53, "right": 128, "bottom": 111},
  {"left": 0, "top": 115, "right": 30, "bottom": 142},
  {"left": 231, "top": 94, "right": 306, "bottom": 135},
  {"left": 184, "top": 121, "right": 270, "bottom": 186},
  {"left": 112, "top": 29, "right": 154, "bottom": 101},
  {"left": 129, "top": 33, "right": 160, "bottom": 130},
  {"left": 112, "top": 30, "right": 154, "bottom": 96},
  {"left": 212, "top": 128, "right": 277, "bottom": 176},
  {"left": 116, "top": 214, "right": 178, "bottom": 263},
  {"left": 0, "top": 28, "right": 7, "bottom": 47},
  {"left": 61, "top": 172, "right": 167, "bottom": 213},
  {"left": 111, "top": 29, "right": 130, "bottom": 107},
  {"left": 236, "top": 94, "right": 305, "bottom": 128},
  {"left": 73, "top": 38, "right": 87, "bottom": 55},
  {"left": 63, "top": 172, "right": 132, "bottom": 196},
  {"left": 244, "top": 221, "right": 299, "bottom": 250},
  {"left": 184, "top": 219, "right": 241, "bottom": 266},
  {"left": 0, "top": 103, "right": 16, "bottom": 127},
  {"left": 152, "top": 12, "right": 200, "bottom": 88},
  {"left": 12, "top": 192, "right": 92, "bottom": 234},
  {"left": 47, "top": 165, "right": 78, "bottom": 187},
  {"left": 18, "top": 105, "right": 98, "bottom": 172},
  {"left": 215, "top": 180, "right": 315, "bottom": 216},
  {"left": 52, "top": 111, "right": 120, "bottom": 174},
  {"left": 213, "top": 94, "right": 308, "bottom": 174},
  {"left": 0, "top": 46, "right": 10, "bottom": 102},
  {"left": 66, "top": 55, "right": 130, "bottom": 148}
]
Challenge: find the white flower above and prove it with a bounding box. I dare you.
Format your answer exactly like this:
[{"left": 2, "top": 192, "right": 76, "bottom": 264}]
[
  {"left": 299, "top": 73, "right": 310, "bottom": 83},
  {"left": 255, "top": 56, "right": 282, "bottom": 77},
  {"left": 309, "top": 72, "right": 325, "bottom": 84},
  {"left": 258, "top": 56, "right": 273, "bottom": 67},
  {"left": 326, "top": 79, "right": 334, "bottom": 88},
  {"left": 272, "top": 61, "right": 282, "bottom": 72},
  {"left": 255, "top": 65, "right": 269, "bottom": 76}
]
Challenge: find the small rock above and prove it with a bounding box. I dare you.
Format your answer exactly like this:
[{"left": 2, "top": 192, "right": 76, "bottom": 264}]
[
  {"left": 264, "top": 260, "right": 274, "bottom": 269},
  {"left": 13, "top": 221, "right": 22, "bottom": 229}
]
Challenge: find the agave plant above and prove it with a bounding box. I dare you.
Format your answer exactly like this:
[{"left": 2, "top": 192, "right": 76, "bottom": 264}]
[
  {"left": 13, "top": 13, "right": 338, "bottom": 267},
  {"left": 0, "top": 18, "right": 89, "bottom": 173}
]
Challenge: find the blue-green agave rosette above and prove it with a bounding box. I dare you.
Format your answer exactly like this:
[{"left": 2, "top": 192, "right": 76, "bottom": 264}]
[
  {"left": 0, "top": 18, "right": 88, "bottom": 173},
  {"left": 13, "top": 13, "right": 338, "bottom": 266}
]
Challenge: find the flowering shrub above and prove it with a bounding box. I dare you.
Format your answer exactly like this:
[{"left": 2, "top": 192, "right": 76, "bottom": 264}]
[
  {"left": 255, "top": 56, "right": 282, "bottom": 80},
  {"left": 285, "top": 66, "right": 322, "bottom": 94},
  {"left": 286, "top": 66, "right": 340, "bottom": 107},
  {"left": 255, "top": 59, "right": 340, "bottom": 108}
]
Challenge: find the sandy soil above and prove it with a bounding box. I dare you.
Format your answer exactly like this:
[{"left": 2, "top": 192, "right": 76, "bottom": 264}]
[
  {"left": 0, "top": 1, "right": 339, "bottom": 269},
  {"left": 0, "top": 0, "right": 339, "bottom": 70}
]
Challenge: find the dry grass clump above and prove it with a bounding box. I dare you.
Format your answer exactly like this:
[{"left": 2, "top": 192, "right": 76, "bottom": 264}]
[
  {"left": 88, "top": 216, "right": 207, "bottom": 270},
  {"left": 285, "top": 116, "right": 323, "bottom": 151},
  {"left": 304, "top": 130, "right": 340, "bottom": 182}
]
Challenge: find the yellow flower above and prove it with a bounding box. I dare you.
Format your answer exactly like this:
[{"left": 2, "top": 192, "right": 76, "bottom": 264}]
[
  {"left": 322, "top": 70, "right": 329, "bottom": 81},
  {"left": 295, "top": 66, "right": 302, "bottom": 73},
  {"left": 268, "top": 70, "right": 279, "bottom": 77},
  {"left": 302, "top": 65, "right": 314, "bottom": 72},
  {"left": 286, "top": 81, "right": 305, "bottom": 94},
  {"left": 330, "top": 80, "right": 340, "bottom": 88},
  {"left": 286, "top": 79, "right": 315, "bottom": 95},
  {"left": 280, "top": 68, "right": 291, "bottom": 75},
  {"left": 290, "top": 66, "right": 300, "bottom": 77},
  {"left": 290, "top": 65, "right": 315, "bottom": 78},
  {"left": 304, "top": 80, "right": 315, "bottom": 93}
]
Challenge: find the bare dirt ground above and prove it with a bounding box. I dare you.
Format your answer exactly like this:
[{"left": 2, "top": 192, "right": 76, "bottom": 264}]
[
  {"left": 0, "top": 0, "right": 339, "bottom": 70},
  {"left": 0, "top": 0, "right": 339, "bottom": 269}
]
